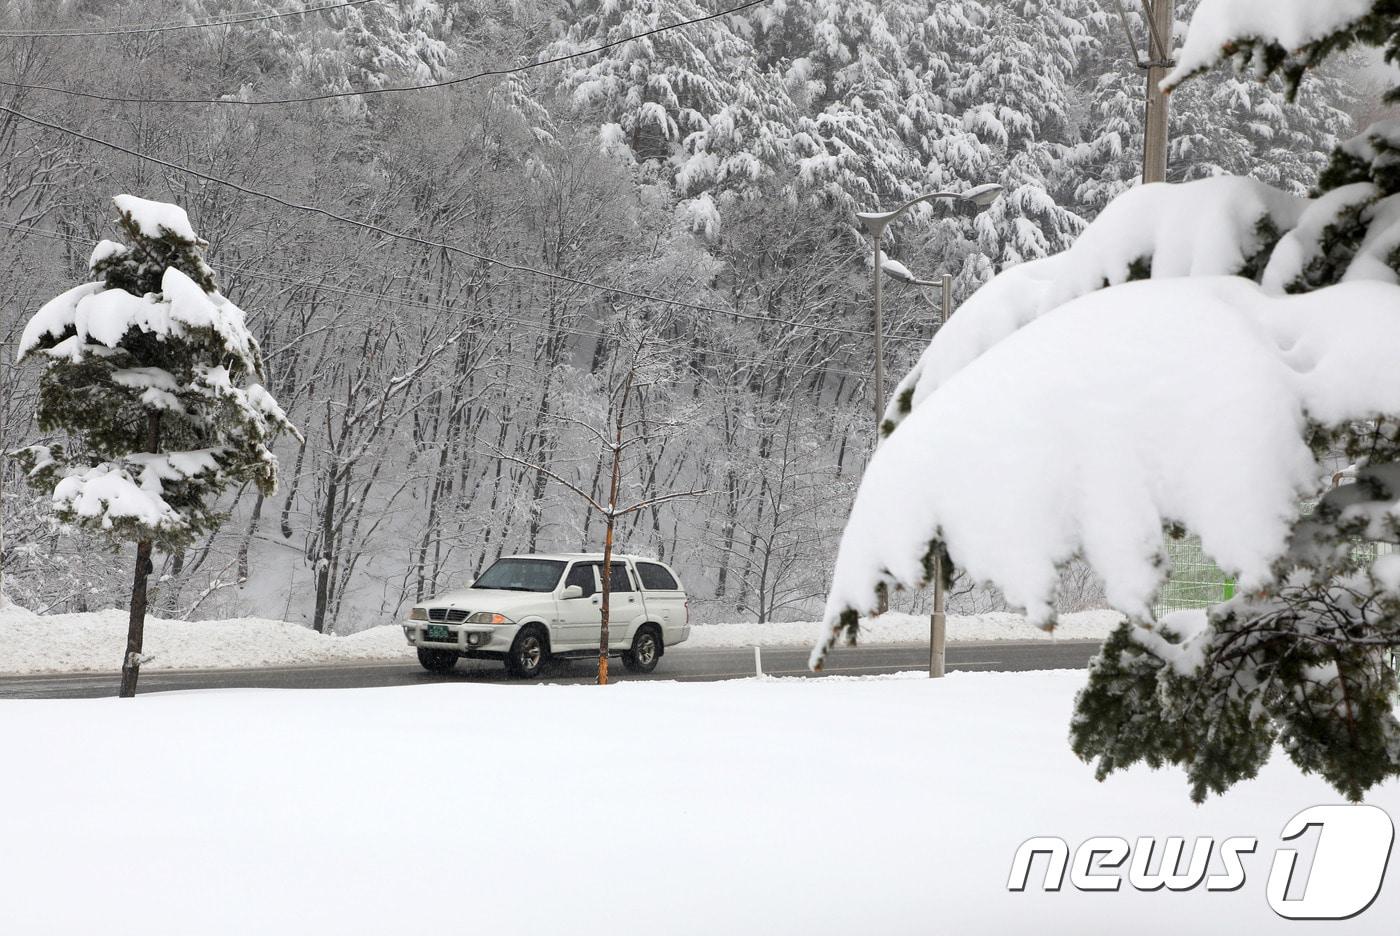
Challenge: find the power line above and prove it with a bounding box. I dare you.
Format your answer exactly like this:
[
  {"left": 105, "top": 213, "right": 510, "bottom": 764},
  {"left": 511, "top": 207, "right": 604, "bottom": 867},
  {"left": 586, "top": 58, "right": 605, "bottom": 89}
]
[
  {"left": 0, "top": 0, "right": 771, "bottom": 106},
  {"left": 0, "top": 0, "right": 378, "bottom": 39},
  {"left": 0, "top": 102, "right": 921, "bottom": 344},
  {"left": 0, "top": 219, "right": 902, "bottom": 379},
  {"left": 222, "top": 264, "right": 874, "bottom": 378}
]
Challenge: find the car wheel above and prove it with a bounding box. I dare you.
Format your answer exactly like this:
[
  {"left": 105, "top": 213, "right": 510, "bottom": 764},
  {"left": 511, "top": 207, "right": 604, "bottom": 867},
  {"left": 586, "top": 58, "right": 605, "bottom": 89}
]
[
  {"left": 417, "top": 647, "right": 458, "bottom": 673},
  {"left": 622, "top": 626, "right": 662, "bottom": 674},
  {"left": 506, "top": 626, "right": 549, "bottom": 679}
]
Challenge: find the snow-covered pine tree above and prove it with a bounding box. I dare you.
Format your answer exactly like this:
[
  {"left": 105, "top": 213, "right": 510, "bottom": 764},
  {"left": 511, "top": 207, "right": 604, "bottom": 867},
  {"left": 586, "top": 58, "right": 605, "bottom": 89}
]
[
  {"left": 549, "top": 0, "right": 739, "bottom": 165},
  {"left": 1066, "top": 198, "right": 1400, "bottom": 796},
  {"left": 12, "top": 195, "right": 299, "bottom": 696},
  {"left": 1071, "top": 17, "right": 1400, "bottom": 799},
  {"left": 814, "top": 0, "right": 1400, "bottom": 801}
]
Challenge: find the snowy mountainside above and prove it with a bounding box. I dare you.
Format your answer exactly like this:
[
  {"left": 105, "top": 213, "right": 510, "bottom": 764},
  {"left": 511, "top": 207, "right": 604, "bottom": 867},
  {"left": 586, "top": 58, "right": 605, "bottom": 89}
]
[{"left": 0, "top": 0, "right": 1367, "bottom": 632}]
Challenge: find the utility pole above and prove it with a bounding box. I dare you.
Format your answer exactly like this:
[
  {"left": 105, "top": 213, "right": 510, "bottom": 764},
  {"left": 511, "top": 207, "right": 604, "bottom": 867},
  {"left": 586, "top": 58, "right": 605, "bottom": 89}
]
[
  {"left": 929, "top": 274, "right": 954, "bottom": 678},
  {"left": 870, "top": 232, "right": 887, "bottom": 440},
  {"left": 1141, "top": 0, "right": 1175, "bottom": 184}
]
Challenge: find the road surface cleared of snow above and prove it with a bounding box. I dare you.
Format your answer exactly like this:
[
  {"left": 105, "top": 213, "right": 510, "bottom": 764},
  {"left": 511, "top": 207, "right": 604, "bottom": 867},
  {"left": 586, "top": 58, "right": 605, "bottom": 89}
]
[
  {"left": 0, "top": 670, "right": 1396, "bottom": 935},
  {"left": 0, "top": 600, "right": 1118, "bottom": 675},
  {"left": 685, "top": 609, "right": 1119, "bottom": 648}
]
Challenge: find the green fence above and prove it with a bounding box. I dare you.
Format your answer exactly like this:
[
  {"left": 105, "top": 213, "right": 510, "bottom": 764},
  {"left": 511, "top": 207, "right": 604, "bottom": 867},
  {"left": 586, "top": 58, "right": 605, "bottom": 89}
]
[
  {"left": 1153, "top": 537, "right": 1395, "bottom": 621},
  {"left": 1152, "top": 538, "right": 1235, "bottom": 619}
]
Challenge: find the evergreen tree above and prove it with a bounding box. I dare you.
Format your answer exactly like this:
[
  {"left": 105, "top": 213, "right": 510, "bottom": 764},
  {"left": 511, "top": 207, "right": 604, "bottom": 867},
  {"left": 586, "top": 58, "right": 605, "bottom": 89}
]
[
  {"left": 12, "top": 195, "right": 299, "bottom": 696},
  {"left": 1069, "top": 4, "right": 1400, "bottom": 801},
  {"left": 550, "top": 0, "right": 740, "bottom": 164}
]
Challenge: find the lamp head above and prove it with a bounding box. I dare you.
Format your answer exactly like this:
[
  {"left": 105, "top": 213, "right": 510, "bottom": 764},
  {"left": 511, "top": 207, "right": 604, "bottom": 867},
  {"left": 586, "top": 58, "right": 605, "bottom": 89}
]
[{"left": 961, "top": 183, "right": 1004, "bottom": 208}]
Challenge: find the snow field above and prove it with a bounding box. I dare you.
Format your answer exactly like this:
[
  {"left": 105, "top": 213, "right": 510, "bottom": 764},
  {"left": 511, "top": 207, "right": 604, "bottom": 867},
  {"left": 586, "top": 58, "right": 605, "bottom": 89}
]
[
  {"left": 0, "top": 601, "right": 1118, "bottom": 675},
  {"left": 2, "top": 671, "right": 1398, "bottom": 935}
]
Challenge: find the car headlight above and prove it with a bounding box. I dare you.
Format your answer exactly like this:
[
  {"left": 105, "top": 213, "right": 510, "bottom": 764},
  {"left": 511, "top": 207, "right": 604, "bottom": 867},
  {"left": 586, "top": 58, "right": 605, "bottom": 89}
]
[
  {"left": 408, "top": 607, "right": 428, "bottom": 621},
  {"left": 466, "top": 611, "right": 511, "bottom": 625}
]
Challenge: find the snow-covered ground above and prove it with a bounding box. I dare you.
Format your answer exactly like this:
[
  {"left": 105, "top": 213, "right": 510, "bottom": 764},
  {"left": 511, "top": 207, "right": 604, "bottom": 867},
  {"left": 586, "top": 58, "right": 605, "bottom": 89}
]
[
  {"left": 2, "top": 670, "right": 1396, "bottom": 935},
  {"left": 0, "top": 601, "right": 409, "bottom": 674},
  {"left": 0, "top": 601, "right": 1118, "bottom": 675}
]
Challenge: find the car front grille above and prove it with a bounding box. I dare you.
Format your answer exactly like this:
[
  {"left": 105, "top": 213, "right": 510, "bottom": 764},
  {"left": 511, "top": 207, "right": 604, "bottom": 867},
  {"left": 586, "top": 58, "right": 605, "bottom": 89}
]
[{"left": 428, "top": 608, "right": 468, "bottom": 623}]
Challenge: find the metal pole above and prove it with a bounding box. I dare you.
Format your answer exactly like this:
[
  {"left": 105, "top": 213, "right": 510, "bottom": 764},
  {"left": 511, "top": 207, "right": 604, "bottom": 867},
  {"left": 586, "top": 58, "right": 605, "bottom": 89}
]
[
  {"left": 931, "top": 552, "right": 947, "bottom": 678},
  {"left": 870, "top": 224, "right": 890, "bottom": 615},
  {"left": 1142, "top": 0, "right": 1174, "bottom": 184},
  {"left": 940, "top": 274, "right": 952, "bottom": 330},
  {"left": 871, "top": 226, "right": 886, "bottom": 440}
]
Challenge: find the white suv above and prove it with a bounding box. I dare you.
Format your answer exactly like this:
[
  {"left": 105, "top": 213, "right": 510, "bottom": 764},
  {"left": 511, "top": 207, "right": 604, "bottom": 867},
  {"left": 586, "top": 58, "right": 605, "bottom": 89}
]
[{"left": 403, "top": 553, "right": 690, "bottom": 678}]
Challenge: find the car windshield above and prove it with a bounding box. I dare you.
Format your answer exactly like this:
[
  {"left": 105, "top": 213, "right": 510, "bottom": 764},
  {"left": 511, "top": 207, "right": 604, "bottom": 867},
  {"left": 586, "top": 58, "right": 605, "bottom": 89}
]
[{"left": 471, "top": 558, "right": 566, "bottom": 592}]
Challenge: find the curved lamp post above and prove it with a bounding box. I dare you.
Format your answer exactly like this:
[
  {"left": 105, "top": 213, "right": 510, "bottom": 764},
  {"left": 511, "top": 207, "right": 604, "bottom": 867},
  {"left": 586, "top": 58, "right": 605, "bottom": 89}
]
[
  {"left": 856, "top": 183, "right": 1002, "bottom": 670},
  {"left": 856, "top": 183, "right": 1002, "bottom": 442}
]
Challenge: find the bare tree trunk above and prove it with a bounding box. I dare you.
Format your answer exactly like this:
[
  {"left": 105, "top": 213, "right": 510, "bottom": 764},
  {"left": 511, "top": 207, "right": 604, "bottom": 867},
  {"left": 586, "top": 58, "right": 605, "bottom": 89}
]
[
  {"left": 312, "top": 457, "right": 338, "bottom": 634},
  {"left": 119, "top": 411, "right": 161, "bottom": 698},
  {"left": 599, "top": 510, "right": 615, "bottom": 686},
  {"left": 161, "top": 548, "right": 184, "bottom": 614},
  {"left": 118, "top": 539, "right": 154, "bottom": 698},
  {"left": 597, "top": 368, "right": 634, "bottom": 686},
  {"left": 238, "top": 492, "right": 263, "bottom": 583}
]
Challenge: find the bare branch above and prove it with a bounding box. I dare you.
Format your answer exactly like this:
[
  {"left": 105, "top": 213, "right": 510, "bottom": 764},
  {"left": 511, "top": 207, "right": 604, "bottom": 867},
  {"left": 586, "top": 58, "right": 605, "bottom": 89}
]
[
  {"left": 489, "top": 448, "right": 606, "bottom": 514},
  {"left": 616, "top": 488, "right": 711, "bottom": 516}
]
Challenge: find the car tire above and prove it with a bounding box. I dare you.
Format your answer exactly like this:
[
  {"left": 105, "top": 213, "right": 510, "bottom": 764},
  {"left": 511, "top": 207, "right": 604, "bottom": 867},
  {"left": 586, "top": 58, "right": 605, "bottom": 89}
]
[
  {"left": 506, "top": 625, "right": 549, "bottom": 679},
  {"left": 622, "top": 626, "right": 662, "bottom": 674},
  {"left": 417, "top": 647, "right": 458, "bottom": 673}
]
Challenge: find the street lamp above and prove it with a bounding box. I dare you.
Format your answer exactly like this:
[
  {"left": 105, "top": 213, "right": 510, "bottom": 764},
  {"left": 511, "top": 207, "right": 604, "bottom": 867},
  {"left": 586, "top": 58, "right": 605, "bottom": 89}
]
[
  {"left": 879, "top": 255, "right": 939, "bottom": 288},
  {"left": 881, "top": 259, "right": 953, "bottom": 338},
  {"left": 856, "top": 183, "right": 1002, "bottom": 675},
  {"left": 856, "top": 184, "right": 1002, "bottom": 442}
]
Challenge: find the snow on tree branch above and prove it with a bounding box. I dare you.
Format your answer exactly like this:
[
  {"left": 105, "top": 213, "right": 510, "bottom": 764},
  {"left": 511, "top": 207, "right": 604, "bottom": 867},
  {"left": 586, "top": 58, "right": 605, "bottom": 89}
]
[
  {"left": 11, "top": 194, "right": 299, "bottom": 543},
  {"left": 820, "top": 276, "right": 1400, "bottom": 651},
  {"left": 880, "top": 176, "right": 1307, "bottom": 437},
  {"left": 1165, "top": 0, "right": 1389, "bottom": 97}
]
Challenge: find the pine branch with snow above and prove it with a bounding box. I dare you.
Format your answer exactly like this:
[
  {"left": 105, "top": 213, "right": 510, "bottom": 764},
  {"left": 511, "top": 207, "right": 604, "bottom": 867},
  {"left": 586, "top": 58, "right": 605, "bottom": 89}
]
[{"left": 1165, "top": 0, "right": 1397, "bottom": 101}]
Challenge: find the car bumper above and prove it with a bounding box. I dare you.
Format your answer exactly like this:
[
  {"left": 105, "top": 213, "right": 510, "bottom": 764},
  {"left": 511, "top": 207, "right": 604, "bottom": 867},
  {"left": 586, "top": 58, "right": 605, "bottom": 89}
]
[{"left": 403, "top": 622, "right": 512, "bottom": 652}]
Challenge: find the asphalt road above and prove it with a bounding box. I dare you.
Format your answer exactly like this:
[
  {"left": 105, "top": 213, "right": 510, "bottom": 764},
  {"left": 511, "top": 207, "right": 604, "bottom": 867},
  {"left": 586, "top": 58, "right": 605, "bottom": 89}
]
[{"left": 0, "top": 639, "right": 1102, "bottom": 699}]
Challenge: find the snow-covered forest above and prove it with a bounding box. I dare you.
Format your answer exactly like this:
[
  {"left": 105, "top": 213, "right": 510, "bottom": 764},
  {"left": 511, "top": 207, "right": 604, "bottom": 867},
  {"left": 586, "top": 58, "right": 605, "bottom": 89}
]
[{"left": 0, "top": 0, "right": 1370, "bottom": 632}]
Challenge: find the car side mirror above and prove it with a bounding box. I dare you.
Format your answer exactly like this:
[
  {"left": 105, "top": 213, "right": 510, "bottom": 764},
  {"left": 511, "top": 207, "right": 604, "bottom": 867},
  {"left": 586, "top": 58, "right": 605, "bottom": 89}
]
[{"left": 561, "top": 585, "right": 584, "bottom": 600}]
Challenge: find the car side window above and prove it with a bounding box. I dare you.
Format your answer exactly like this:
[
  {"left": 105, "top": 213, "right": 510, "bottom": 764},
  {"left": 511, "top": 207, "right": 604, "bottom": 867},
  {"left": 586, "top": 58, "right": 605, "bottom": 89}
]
[
  {"left": 636, "top": 562, "right": 679, "bottom": 591},
  {"left": 564, "top": 563, "right": 596, "bottom": 598},
  {"left": 601, "top": 562, "right": 633, "bottom": 593}
]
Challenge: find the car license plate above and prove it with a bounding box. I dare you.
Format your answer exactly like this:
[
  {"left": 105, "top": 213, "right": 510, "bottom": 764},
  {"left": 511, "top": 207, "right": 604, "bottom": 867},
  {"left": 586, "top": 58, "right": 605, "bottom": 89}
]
[{"left": 426, "top": 625, "right": 452, "bottom": 642}]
